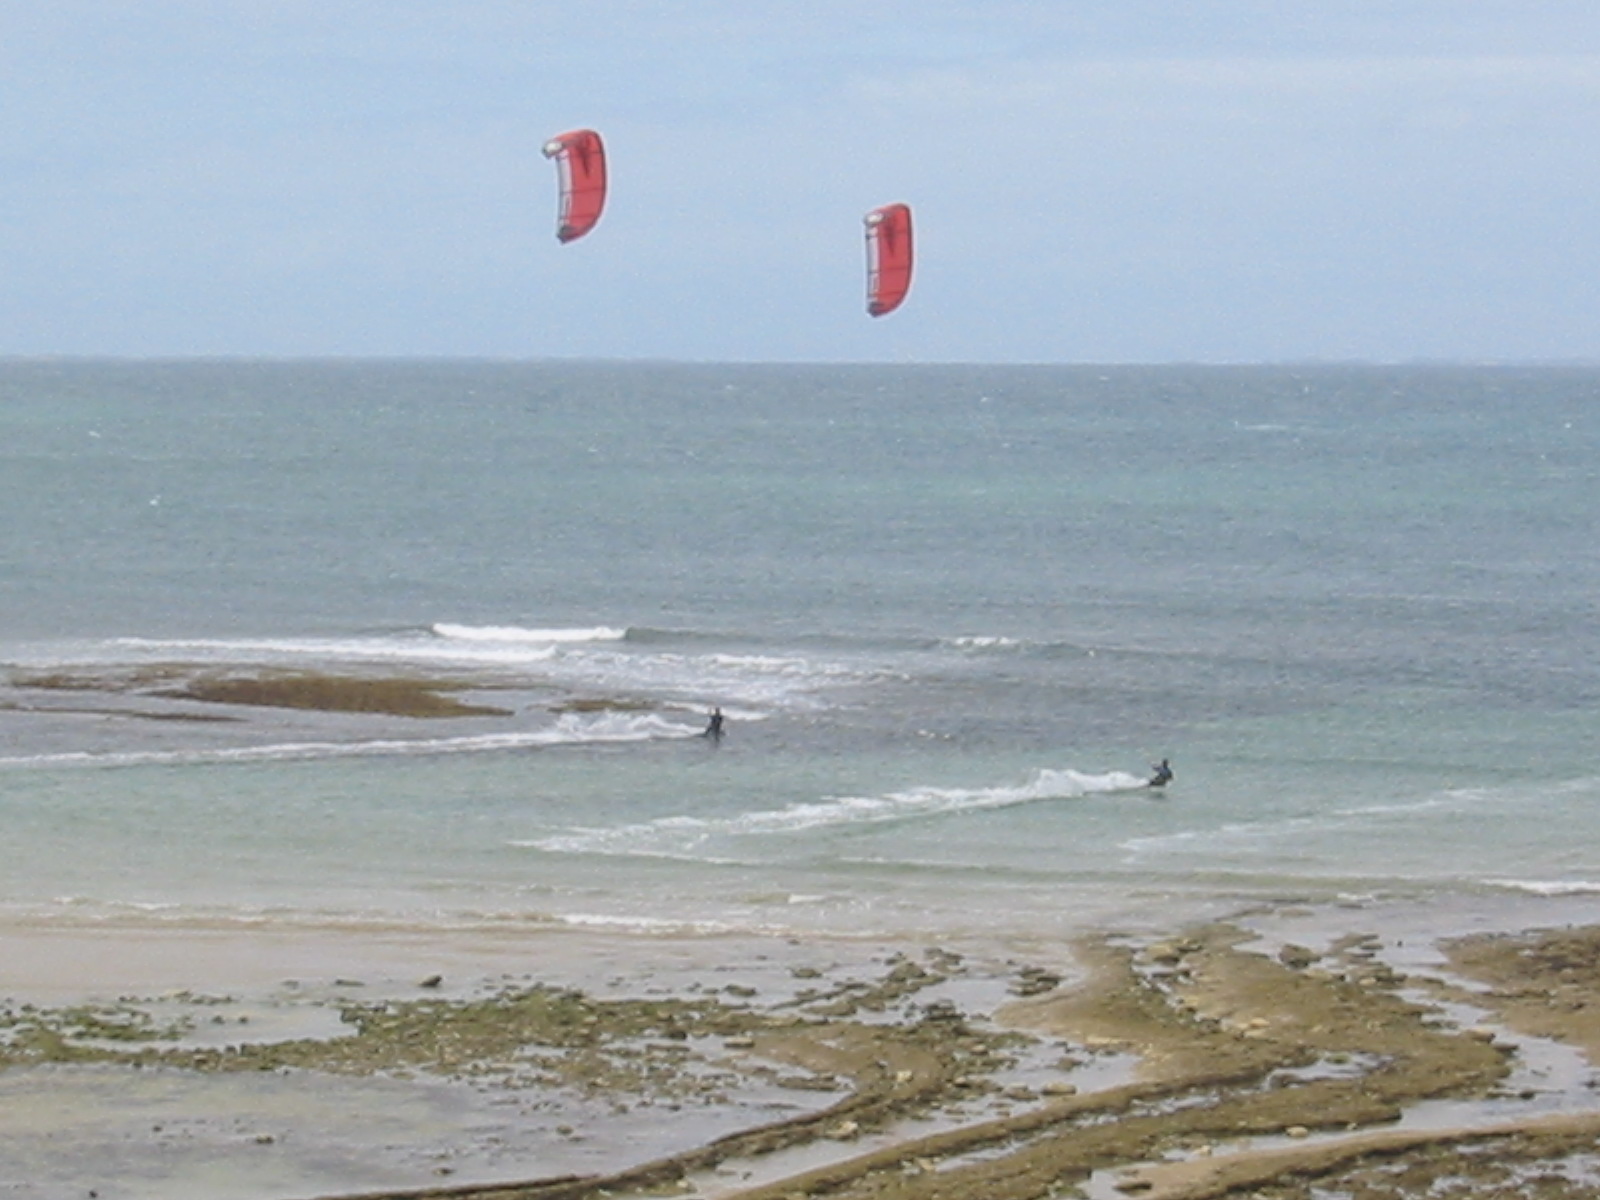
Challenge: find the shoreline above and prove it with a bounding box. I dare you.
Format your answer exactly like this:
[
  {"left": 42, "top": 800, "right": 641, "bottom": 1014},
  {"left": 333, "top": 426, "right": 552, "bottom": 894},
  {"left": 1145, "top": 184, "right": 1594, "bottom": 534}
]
[
  {"left": 5, "top": 894, "right": 1600, "bottom": 1199},
  {"left": 6, "top": 886, "right": 1600, "bottom": 1002}
]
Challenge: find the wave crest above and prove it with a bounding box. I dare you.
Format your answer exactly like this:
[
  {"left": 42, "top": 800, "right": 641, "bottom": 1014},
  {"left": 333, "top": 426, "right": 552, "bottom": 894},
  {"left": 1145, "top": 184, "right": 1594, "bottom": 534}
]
[
  {"left": 431, "top": 623, "right": 628, "bottom": 644},
  {"left": 527, "top": 767, "right": 1151, "bottom": 857}
]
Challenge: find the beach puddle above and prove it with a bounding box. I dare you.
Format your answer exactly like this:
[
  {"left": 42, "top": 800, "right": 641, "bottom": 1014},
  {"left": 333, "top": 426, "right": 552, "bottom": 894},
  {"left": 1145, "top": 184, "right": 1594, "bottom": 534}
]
[{"left": 0, "top": 1060, "right": 832, "bottom": 1200}]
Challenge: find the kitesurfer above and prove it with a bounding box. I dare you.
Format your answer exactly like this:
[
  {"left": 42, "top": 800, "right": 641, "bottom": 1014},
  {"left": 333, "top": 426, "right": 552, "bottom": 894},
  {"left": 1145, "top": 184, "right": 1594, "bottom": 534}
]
[
  {"left": 704, "top": 707, "right": 725, "bottom": 740},
  {"left": 1148, "top": 758, "right": 1173, "bottom": 788}
]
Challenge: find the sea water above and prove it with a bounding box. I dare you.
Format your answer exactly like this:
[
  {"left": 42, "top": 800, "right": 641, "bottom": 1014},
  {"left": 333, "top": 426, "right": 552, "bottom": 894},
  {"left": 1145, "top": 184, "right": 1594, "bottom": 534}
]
[{"left": 1, "top": 359, "right": 1597, "bottom": 944}]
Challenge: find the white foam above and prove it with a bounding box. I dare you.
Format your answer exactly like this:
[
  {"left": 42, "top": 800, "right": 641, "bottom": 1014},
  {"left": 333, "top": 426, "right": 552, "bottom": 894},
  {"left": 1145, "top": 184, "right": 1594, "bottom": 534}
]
[
  {"left": 945, "top": 635, "right": 1024, "bottom": 650},
  {"left": 527, "top": 767, "right": 1149, "bottom": 857},
  {"left": 1486, "top": 879, "right": 1600, "bottom": 896},
  {"left": 107, "top": 633, "right": 561, "bottom": 668},
  {"left": 556, "top": 912, "right": 765, "bottom": 935},
  {"left": 527, "top": 648, "right": 866, "bottom": 712},
  {"left": 21, "top": 628, "right": 871, "bottom": 715},
  {"left": 136, "top": 634, "right": 849, "bottom": 704},
  {"left": 0, "top": 712, "right": 703, "bottom": 770},
  {"left": 431, "top": 623, "right": 628, "bottom": 644}
]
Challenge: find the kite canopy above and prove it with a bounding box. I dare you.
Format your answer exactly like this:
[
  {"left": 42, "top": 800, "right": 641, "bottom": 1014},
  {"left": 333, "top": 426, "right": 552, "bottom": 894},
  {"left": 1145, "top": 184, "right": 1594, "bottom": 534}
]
[
  {"left": 542, "top": 129, "right": 607, "bottom": 243},
  {"left": 864, "top": 203, "right": 914, "bottom": 317}
]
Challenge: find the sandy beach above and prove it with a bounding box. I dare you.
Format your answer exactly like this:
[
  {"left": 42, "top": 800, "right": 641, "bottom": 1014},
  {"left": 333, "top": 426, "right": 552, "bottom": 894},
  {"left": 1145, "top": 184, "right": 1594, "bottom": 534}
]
[{"left": 6, "top": 897, "right": 1600, "bottom": 1200}]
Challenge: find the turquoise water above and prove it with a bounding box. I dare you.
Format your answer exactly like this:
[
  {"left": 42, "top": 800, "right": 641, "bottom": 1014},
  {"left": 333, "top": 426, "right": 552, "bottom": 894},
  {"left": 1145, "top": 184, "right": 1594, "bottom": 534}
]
[{"left": 2, "top": 360, "right": 1597, "bottom": 939}]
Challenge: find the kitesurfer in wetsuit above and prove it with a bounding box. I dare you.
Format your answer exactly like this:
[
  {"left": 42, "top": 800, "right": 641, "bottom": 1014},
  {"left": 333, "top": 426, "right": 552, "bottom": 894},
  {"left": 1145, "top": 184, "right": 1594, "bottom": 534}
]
[
  {"left": 1148, "top": 758, "right": 1173, "bottom": 788},
  {"left": 704, "top": 707, "right": 725, "bottom": 740}
]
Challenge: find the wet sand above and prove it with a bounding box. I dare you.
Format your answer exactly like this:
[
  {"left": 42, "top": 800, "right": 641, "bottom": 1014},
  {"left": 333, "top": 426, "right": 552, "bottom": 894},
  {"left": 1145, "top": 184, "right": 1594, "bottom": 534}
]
[{"left": 6, "top": 902, "right": 1600, "bottom": 1200}]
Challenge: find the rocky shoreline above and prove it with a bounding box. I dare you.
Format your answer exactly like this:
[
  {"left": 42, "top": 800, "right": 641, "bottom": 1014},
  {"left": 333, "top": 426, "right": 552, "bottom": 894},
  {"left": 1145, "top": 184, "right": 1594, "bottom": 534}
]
[{"left": 4, "top": 915, "right": 1600, "bottom": 1199}]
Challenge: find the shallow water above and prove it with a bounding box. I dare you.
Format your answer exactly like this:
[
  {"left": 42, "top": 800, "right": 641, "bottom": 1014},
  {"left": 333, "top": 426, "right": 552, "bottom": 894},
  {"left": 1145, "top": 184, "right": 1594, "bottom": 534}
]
[{"left": 2, "top": 360, "right": 1598, "bottom": 943}]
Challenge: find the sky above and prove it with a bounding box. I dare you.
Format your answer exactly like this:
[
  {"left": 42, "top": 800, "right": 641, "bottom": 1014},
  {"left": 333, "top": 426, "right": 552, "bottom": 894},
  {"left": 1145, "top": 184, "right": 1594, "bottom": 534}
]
[{"left": 2, "top": 2, "right": 1598, "bottom": 363}]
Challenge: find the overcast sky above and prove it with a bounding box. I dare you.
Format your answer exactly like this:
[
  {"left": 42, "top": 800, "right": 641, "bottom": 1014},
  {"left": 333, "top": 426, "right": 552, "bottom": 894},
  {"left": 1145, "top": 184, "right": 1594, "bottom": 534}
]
[{"left": 3, "top": 2, "right": 1597, "bottom": 363}]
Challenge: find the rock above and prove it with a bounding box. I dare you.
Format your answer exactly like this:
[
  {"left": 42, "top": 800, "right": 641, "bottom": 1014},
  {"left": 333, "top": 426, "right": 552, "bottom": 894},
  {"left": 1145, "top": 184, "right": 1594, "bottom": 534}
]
[
  {"left": 1278, "top": 944, "right": 1319, "bottom": 969},
  {"left": 1011, "top": 966, "right": 1063, "bottom": 996},
  {"left": 1286, "top": 1125, "right": 1310, "bottom": 1138},
  {"left": 418, "top": 975, "right": 443, "bottom": 989},
  {"left": 1147, "top": 942, "right": 1184, "bottom": 966}
]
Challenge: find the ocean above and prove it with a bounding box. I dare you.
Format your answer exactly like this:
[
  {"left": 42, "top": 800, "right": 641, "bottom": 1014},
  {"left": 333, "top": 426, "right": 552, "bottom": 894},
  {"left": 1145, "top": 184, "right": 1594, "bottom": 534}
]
[{"left": 2, "top": 359, "right": 1597, "bottom": 946}]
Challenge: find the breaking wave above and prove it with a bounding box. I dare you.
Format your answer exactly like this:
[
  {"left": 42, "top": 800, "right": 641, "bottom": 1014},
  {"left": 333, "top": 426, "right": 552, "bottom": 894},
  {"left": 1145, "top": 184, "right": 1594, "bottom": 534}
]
[
  {"left": 431, "top": 623, "right": 628, "bottom": 644},
  {"left": 523, "top": 767, "right": 1151, "bottom": 858},
  {"left": 0, "top": 711, "right": 703, "bottom": 771}
]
